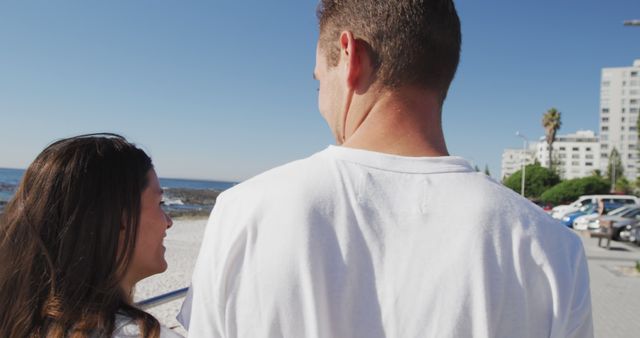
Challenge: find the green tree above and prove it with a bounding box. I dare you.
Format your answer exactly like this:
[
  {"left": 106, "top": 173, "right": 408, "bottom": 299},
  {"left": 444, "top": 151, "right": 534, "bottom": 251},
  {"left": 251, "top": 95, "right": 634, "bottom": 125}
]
[
  {"left": 474, "top": 165, "right": 480, "bottom": 172},
  {"left": 634, "top": 176, "right": 640, "bottom": 194},
  {"left": 540, "top": 176, "right": 610, "bottom": 205},
  {"left": 504, "top": 163, "right": 561, "bottom": 199},
  {"left": 615, "top": 177, "right": 632, "bottom": 194},
  {"left": 484, "top": 164, "right": 491, "bottom": 176},
  {"left": 606, "top": 148, "right": 624, "bottom": 186},
  {"left": 542, "top": 108, "right": 562, "bottom": 171}
]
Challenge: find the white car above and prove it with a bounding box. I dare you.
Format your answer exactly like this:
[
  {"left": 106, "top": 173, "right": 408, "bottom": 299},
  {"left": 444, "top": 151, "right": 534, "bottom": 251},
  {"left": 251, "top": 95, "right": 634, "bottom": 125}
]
[
  {"left": 588, "top": 207, "right": 640, "bottom": 236},
  {"left": 551, "top": 195, "right": 639, "bottom": 220},
  {"left": 573, "top": 205, "right": 634, "bottom": 230},
  {"left": 573, "top": 213, "right": 600, "bottom": 230}
]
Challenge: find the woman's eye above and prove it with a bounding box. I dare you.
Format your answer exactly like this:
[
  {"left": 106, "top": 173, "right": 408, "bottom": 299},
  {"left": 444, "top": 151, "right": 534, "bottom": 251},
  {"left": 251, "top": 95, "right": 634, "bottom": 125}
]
[{"left": 160, "top": 201, "right": 165, "bottom": 206}]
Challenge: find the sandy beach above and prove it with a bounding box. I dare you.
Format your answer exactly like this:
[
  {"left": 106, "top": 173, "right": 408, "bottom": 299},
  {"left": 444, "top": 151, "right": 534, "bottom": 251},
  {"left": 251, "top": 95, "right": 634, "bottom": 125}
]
[{"left": 134, "top": 218, "right": 208, "bottom": 336}]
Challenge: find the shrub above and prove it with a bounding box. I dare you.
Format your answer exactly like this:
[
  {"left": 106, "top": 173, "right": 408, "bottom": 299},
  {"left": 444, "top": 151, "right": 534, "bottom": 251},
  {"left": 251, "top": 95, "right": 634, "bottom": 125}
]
[
  {"left": 615, "top": 177, "right": 632, "bottom": 195},
  {"left": 504, "top": 164, "right": 561, "bottom": 199},
  {"left": 540, "top": 176, "right": 610, "bottom": 205}
]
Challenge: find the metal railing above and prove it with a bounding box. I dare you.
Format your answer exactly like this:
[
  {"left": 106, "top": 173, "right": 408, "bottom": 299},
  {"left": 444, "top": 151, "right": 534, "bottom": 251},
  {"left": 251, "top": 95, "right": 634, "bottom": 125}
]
[{"left": 135, "top": 287, "right": 189, "bottom": 310}]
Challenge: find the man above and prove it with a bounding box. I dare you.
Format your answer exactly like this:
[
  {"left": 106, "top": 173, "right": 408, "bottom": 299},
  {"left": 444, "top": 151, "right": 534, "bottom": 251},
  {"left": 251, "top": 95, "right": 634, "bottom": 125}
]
[{"left": 180, "top": 1, "right": 593, "bottom": 337}]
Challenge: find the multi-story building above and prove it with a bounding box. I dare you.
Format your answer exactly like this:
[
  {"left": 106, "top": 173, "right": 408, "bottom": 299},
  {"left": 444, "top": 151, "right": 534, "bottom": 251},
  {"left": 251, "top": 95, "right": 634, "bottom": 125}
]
[
  {"left": 502, "top": 130, "right": 600, "bottom": 181},
  {"left": 599, "top": 59, "right": 640, "bottom": 180},
  {"left": 501, "top": 59, "right": 640, "bottom": 182},
  {"left": 536, "top": 130, "right": 601, "bottom": 179},
  {"left": 501, "top": 147, "right": 536, "bottom": 181}
]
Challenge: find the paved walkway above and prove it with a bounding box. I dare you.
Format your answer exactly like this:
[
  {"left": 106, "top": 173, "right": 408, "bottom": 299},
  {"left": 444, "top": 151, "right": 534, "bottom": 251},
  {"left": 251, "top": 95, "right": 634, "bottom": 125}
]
[{"left": 578, "top": 231, "right": 640, "bottom": 338}]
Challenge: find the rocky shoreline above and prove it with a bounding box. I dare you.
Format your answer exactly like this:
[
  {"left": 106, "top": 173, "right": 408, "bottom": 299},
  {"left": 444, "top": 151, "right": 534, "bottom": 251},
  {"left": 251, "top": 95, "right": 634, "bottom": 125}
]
[
  {"left": 162, "top": 187, "right": 221, "bottom": 218},
  {"left": 0, "top": 187, "right": 223, "bottom": 218}
]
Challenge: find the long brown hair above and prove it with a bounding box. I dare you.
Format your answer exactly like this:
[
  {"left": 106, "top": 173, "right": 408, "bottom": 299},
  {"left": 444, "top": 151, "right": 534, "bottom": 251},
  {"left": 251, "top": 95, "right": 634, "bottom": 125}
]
[{"left": 0, "top": 134, "right": 161, "bottom": 337}]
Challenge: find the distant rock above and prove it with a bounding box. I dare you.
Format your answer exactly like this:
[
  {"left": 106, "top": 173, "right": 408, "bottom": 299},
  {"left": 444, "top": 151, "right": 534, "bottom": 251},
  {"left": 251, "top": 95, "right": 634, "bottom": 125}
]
[
  {"left": 164, "top": 188, "right": 220, "bottom": 205},
  {"left": 163, "top": 188, "right": 221, "bottom": 219}
]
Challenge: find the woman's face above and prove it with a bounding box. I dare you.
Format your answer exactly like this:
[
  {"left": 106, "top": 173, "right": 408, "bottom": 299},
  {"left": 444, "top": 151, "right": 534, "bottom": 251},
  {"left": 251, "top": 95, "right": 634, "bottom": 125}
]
[{"left": 122, "top": 169, "right": 173, "bottom": 288}]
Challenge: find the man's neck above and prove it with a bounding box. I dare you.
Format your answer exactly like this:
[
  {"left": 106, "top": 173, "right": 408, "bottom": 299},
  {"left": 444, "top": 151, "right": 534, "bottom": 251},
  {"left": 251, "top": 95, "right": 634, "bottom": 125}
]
[{"left": 342, "top": 88, "right": 449, "bottom": 157}]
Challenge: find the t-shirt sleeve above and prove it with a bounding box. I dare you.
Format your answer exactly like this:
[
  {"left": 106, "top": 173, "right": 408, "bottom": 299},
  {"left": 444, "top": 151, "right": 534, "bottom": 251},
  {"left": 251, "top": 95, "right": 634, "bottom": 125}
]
[
  {"left": 564, "top": 246, "right": 594, "bottom": 338},
  {"left": 176, "top": 286, "right": 193, "bottom": 329},
  {"left": 178, "top": 192, "right": 250, "bottom": 338}
]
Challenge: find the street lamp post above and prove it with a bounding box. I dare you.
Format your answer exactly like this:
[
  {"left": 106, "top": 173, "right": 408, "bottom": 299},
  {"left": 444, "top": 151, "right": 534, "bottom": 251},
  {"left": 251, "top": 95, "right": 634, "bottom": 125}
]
[
  {"left": 611, "top": 151, "right": 617, "bottom": 193},
  {"left": 516, "top": 131, "right": 529, "bottom": 197}
]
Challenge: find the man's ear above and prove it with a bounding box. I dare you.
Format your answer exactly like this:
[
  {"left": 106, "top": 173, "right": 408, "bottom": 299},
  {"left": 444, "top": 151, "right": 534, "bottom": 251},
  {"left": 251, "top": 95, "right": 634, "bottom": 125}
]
[{"left": 339, "top": 31, "right": 361, "bottom": 90}]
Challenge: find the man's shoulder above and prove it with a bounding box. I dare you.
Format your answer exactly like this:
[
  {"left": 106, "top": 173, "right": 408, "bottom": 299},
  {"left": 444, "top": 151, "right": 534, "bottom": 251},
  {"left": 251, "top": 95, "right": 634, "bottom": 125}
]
[
  {"left": 495, "top": 179, "right": 583, "bottom": 255},
  {"left": 220, "top": 148, "right": 336, "bottom": 204},
  {"left": 452, "top": 173, "right": 581, "bottom": 247}
]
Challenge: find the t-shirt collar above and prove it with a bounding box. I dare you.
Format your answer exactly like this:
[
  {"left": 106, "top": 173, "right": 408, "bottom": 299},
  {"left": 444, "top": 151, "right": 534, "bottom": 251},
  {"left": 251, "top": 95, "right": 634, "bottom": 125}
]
[{"left": 324, "top": 145, "right": 474, "bottom": 174}]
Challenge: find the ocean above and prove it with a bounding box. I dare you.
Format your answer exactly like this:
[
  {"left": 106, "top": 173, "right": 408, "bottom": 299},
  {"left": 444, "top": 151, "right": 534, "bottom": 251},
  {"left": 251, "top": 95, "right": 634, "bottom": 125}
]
[
  {"left": 0, "top": 168, "right": 23, "bottom": 203},
  {"left": 0, "top": 167, "right": 237, "bottom": 215}
]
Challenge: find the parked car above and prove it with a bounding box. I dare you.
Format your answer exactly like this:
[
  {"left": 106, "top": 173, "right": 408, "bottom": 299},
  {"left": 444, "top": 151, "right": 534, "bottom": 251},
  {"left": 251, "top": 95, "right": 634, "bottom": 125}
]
[
  {"left": 551, "top": 195, "right": 639, "bottom": 220},
  {"left": 552, "top": 197, "right": 594, "bottom": 220},
  {"left": 627, "top": 224, "right": 640, "bottom": 245},
  {"left": 593, "top": 208, "right": 640, "bottom": 240},
  {"left": 588, "top": 206, "right": 640, "bottom": 229},
  {"left": 531, "top": 199, "right": 553, "bottom": 212},
  {"left": 573, "top": 205, "right": 636, "bottom": 230},
  {"left": 561, "top": 202, "right": 625, "bottom": 228},
  {"left": 562, "top": 205, "right": 596, "bottom": 227}
]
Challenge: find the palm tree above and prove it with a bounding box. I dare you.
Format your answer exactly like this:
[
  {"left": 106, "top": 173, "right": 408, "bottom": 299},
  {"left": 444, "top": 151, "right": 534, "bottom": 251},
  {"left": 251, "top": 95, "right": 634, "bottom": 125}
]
[{"left": 542, "top": 108, "right": 562, "bottom": 170}]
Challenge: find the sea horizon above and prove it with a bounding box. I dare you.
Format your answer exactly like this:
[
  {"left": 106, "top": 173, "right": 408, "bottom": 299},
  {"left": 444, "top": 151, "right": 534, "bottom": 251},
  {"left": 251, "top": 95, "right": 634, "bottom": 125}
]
[
  {"left": 0, "top": 168, "right": 238, "bottom": 212},
  {"left": 0, "top": 167, "right": 239, "bottom": 185}
]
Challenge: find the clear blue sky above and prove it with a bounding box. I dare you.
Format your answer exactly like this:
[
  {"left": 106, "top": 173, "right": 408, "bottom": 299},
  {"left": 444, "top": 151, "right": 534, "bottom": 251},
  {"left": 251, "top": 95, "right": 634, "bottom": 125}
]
[{"left": 1, "top": 0, "right": 639, "bottom": 182}]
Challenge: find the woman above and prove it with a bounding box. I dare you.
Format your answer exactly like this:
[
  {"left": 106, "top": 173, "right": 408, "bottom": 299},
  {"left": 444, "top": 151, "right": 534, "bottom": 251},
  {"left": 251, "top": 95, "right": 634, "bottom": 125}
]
[
  {"left": 0, "top": 134, "right": 181, "bottom": 337},
  {"left": 595, "top": 198, "right": 607, "bottom": 218}
]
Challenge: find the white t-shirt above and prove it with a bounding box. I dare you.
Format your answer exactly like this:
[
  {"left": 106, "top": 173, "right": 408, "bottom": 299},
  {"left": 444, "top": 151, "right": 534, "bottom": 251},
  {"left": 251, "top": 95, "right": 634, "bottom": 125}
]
[
  {"left": 112, "top": 314, "right": 183, "bottom": 338},
  {"left": 180, "top": 146, "right": 593, "bottom": 338}
]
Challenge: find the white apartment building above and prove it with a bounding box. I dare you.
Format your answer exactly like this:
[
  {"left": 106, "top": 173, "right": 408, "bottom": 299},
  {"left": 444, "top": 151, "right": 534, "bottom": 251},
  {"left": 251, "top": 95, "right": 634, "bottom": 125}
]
[
  {"left": 599, "top": 59, "right": 640, "bottom": 180},
  {"left": 501, "top": 147, "right": 536, "bottom": 180},
  {"left": 502, "top": 130, "right": 600, "bottom": 181},
  {"left": 536, "top": 130, "right": 601, "bottom": 179}
]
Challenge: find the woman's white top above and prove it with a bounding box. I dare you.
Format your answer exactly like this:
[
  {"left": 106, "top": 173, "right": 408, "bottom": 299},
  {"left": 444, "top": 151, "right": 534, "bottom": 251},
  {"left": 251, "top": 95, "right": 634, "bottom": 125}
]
[{"left": 112, "top": 314, "right": 183, "bottom": 338}]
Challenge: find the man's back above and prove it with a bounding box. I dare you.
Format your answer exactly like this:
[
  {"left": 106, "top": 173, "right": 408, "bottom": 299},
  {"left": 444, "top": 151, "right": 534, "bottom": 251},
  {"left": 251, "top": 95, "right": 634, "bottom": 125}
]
[{"left": 181, "top": 146, "right": 592, "bottom": 337}]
